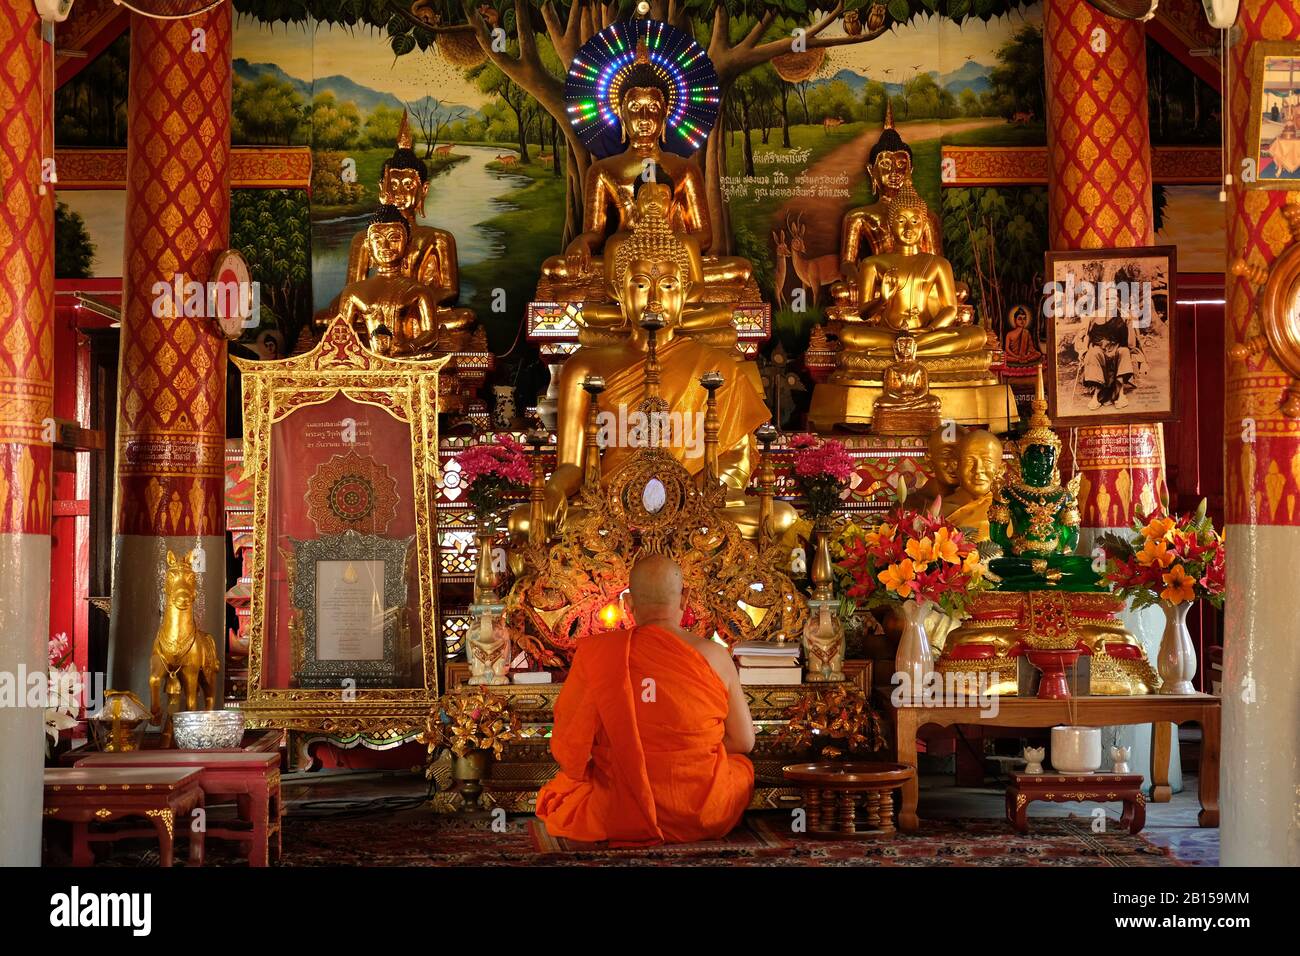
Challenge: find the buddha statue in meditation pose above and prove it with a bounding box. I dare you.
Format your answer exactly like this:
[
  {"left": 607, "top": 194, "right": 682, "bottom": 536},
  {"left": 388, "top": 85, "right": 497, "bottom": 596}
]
[
  {"left": 835, "top": 185, "right": 987, "bottom": 359},
  {"left": 511, "top": 195, "right": 795, "bottom": 544},
  {"left": 318, "top": 115, "right": 475, "bottom": 344},
  {"left": 987, "top": 372, "right": 1096, "bottom": 590},
  {"left": 540, "top": 43, "right": 750, "bottom": 294},
  {"left": 871, "top": 334, "right": 941, "bottom": 435},
  {"left": 336, "top": 205, "right": 472, "bottom": 356}
]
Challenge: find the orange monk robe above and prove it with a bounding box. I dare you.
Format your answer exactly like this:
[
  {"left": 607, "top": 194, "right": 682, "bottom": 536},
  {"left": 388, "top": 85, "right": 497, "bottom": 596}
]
[
  {"left": 597, "top": 336, "right": 771, "bottom": 478},
  {"left": 536, "top": 624, "right": 754, "bottom": 846}
]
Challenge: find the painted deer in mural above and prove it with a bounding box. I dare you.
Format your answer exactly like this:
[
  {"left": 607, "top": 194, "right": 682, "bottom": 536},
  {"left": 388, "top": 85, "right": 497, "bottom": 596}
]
[
  {"left": 771, "top": 228, "right": 791, "bottom": 310},
  {"left": 787, "top": 213, "right": 840, "bottom": 307},
  {"left": 823, "top": 116, "right": 845, "bottom": 135},
  {"left": 149, "top": 549, "right": 219, "bottom": 747}
]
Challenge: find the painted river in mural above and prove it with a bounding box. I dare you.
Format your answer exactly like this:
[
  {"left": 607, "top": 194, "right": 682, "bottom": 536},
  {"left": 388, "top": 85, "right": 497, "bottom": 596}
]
[{"left": 310, "top": 144, "right": 530, "bottom": 313}]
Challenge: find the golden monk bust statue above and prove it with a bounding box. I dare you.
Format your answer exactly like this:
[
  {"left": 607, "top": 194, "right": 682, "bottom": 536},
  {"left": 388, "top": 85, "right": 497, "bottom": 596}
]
[
  {"left": 872, "top": 334, "right": 941, "bottom": 435},
  {"left": 512, "top": 196, "right": 794, "bottom": 543},
  {"left": 540, "top": 45, "right": 750, "bottom": 292},
  {"left": 940, "top": 428, "right": 1005, "bottom": 543},
  {"left": 336, "top": 205, "right": 472, "bottom": 356},
  {"left": 315, "top": 114, "right": 475, "bottom": 342},
  {"left": 836, "top": 185, "right": 986, "bottom": 359}
]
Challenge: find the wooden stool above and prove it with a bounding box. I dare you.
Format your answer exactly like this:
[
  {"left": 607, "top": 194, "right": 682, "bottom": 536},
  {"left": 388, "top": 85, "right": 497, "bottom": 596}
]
[
  {"left": 1005, "top": 771, "right": 1146, "bottom": 834},
  {"left": 44, "top": 767, "right": 206, "bottom": 866},
  {"left": 75, "top": 750, "right": 282, "bottom": 866},
  {"left": 782, "top": 762, "right": 915, "bottom": 838}
]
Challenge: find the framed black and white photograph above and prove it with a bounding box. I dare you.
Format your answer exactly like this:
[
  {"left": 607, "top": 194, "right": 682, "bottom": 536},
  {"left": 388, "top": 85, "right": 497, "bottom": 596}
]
[{"left": 1043, "top": 246, "right": 1177, "bottom": 427}]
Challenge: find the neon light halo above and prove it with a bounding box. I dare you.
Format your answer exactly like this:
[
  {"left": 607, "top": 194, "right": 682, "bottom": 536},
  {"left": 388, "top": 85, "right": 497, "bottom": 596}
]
[{"left": 564, "top": 19, "right": 721, "bottom": 159}]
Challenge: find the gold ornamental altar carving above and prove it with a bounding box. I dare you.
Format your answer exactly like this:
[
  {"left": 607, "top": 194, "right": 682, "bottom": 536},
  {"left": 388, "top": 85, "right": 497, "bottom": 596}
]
[{"left": 232, "top": 316, "right": 448, "bottom": 735}]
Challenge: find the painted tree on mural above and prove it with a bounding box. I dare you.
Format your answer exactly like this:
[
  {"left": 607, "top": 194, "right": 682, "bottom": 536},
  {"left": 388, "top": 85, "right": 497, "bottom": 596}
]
[
  {"left": 231, "top": 189, "right": 313, "bottom": 347},
  {"left": 235, "top": 1, "right": 1034, "bottom": 252}
]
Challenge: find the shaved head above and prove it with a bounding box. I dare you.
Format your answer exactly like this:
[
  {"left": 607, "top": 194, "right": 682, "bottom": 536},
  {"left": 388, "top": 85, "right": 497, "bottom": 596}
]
[{"left": 627, "top": 554, "right": 684, "bottom": 624}]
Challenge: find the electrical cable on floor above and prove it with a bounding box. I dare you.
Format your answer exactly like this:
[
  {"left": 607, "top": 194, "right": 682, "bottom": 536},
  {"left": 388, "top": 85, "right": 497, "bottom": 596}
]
[{"left": 283, "top": 771, "right": 440, "bottom": 819}]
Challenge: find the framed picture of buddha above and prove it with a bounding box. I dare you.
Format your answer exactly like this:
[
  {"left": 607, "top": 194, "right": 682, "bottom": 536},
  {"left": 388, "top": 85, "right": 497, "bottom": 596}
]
[
  {"left": 1247, "top": 42, "right": 1300, "bottom": 189},
  {"left": 1042, "top": 246, "right": 1177, "bottom": 427}
]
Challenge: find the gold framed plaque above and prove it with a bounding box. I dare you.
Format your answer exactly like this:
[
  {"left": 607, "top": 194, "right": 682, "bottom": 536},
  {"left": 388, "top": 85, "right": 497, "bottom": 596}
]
[{"left": 232, "top": 316, "right": 448, "bottom": 736}]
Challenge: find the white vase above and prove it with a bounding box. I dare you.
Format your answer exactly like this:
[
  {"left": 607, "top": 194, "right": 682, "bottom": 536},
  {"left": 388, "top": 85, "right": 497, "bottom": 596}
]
[
  {"left": 895, "top": 600, "right": 934, "bottom": 702},
  {"left": 1051, "top": 725, "right": 1101, "bottom": 774},
  {"left": 1157, "top": 601, "right": 1197, "bottom": 695}
]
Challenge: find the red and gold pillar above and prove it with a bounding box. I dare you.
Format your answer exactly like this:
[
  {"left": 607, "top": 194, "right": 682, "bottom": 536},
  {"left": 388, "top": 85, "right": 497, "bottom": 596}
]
[
  {"left": 108, "top": 8, "right": 231, "bottom": 699},
  {"left": 1044, "top": 0, "right": 1168, "bottom": 529},
  {"left": 1223, "top": 0, "right": 1300, "bottom": 866},
  {"left": 0, "top": 2, "right": 53, "bottom": 865},
  {"left": 1043, "top": 0, "right": 1174, "bottom": 784}
]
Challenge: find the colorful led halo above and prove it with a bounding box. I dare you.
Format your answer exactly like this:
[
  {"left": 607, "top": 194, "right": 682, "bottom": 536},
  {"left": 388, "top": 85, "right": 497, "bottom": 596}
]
[{"left": 564, "top": 18, "right": 721, "bottom": 159}]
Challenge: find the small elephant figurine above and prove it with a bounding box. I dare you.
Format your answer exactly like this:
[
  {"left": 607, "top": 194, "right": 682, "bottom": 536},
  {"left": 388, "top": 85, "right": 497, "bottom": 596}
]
[
  {"left": 1111, "top": 745, "right": 1131, "bottom": 774},
  {"left": 1023, "top": 746, "right": 1045, "bottom": 775},
  {"left": 790, "top": 546, "right": 807, "bottom": 576}
]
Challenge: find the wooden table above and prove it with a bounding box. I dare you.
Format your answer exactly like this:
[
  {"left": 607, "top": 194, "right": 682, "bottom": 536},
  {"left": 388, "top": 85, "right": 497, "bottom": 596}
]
[
  {"left": 44, "top": 767, "right": 205, "bottom": 867},
  {"left": 891, "top": 694, "right": 1220, "bottom": 832},
  {"left": 57, "top": 728, "right": 284, "bottom": 766},
  {"left": 1006, "top": 771, "right": 1146, "bottom": 834},
  {"left": 782, "top": 762, "right": 915, "bottom": 838},
  {"left": 74, "top": 751, "right": 282, "bottom": 866}
]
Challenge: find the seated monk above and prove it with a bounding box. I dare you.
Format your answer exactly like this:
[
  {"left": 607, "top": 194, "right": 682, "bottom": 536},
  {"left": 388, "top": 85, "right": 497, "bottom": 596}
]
[
  {"left": 837, "top": 185, "right": 986, "bottom": 358},
  {"left": 535, "top": 555, "right": 755, "bottom": 845},
  {"left": 337, "top": 204, "right": 469, "bottom": 356},
  {"left": 540, "top": 43, "right": 749, "bottom": 290}
]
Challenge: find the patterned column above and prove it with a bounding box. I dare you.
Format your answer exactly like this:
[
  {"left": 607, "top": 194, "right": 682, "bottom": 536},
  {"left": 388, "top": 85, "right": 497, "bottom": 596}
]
[
  {"left": 0, "top": 1, "right": 53, "bottom": 866},
  {"left": 1043, "top": 0, "right": 1174, "bottom": 788},
  {"left": 108, "top": 8, "right": 231, "bottom": 699},
  {"left": 1223, "top": 0, "right": 1300, "bottom": 866}
]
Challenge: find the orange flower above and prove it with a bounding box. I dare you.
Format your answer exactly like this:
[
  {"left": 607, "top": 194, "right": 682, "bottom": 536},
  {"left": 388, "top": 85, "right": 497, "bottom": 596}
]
[
  {"left": 1136, "top": 538, "right": 1175, "bottom": 569},
  {"left": 866, "top": 522, "right": 896, "bottom": 548},
  {"left": 932, "top": 526, "right": 960, "bottom": 564},
  {"left": 1160, "top": 565, "right": 1196, "bottom": 604},
  {"left": 879, "top": 559, "right": 917, "bottom": 598},
  {"left": 1142, "top": 516, "right": 1176, "bottom": 542},
  {"left": 905, "top": 536, "right": 935, "bottom": 565},
  {"left": 962, "top": 549, "right": 984, "bottom": 580}
]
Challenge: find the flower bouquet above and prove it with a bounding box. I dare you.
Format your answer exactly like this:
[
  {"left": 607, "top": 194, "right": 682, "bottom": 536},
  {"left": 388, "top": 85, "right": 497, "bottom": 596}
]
[
  {"left": 1099, "top": 500, "right": 1225, "bottom": 694},
  {"left": 426, "top": 688, "right": 521, "bottom": 811},
  {"left": 776, "top": 683, "right": 885, "bottom": 759},
  {"left": 452, "top": 433, "right": 531, "bottom": 601},
  {"left": 45, "top": 632, "right": 82, "bottom": 757},
  {"left": 788, "top": 434, "right": 855, "bottom": 521},
  {"left": 838, "top": 483, "right": 990, "bottom": 698}
]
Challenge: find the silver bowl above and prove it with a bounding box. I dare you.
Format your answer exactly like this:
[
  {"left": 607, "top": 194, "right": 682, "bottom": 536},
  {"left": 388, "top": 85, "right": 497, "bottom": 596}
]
[{"left": 171, "top": 710, "right": 245, "bottom": 750}]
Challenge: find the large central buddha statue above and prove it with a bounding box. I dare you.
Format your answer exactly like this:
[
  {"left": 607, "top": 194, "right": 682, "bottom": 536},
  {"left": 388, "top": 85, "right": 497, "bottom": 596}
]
[
  {"left": 540, "top": 43, "right": 750, "bottom": 294},
  {"left": 513, "top": 195, "right": 794, "bottom": 543}
]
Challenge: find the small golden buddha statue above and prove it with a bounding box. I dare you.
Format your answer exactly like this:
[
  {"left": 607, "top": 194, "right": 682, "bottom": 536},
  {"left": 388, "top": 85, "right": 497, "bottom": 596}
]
[
  {"left": 511, "top": 196, "right": 794, "bottom": 543},
  {"left": 336, "top": 205, "right": 471, "bottom": 356},
  {"left": 871, "top": 334, "right": 941, "bottom": 435},
  {"left": 835, "top": 185, "right": 986, "bottom": 359},
  {"left": 941, "top": 429, "right": 1005, "bottom": 543},
  {"left": 540, "top": 44, "right": 750, "bottom": 292}
]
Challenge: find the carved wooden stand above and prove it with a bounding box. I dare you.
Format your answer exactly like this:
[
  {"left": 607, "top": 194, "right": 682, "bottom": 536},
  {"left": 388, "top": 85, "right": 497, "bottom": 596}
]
[
  {"left": 781, "top": 761, "right": 915, "bottom": 839},
  {"left": 1005, "top": 771, "right": 1145, "bottom": 834}
]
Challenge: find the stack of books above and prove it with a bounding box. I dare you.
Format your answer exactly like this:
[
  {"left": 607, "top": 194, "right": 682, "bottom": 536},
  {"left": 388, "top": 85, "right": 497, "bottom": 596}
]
[{"left": 732, "top": 641, "right": 802, "bottom": 685}]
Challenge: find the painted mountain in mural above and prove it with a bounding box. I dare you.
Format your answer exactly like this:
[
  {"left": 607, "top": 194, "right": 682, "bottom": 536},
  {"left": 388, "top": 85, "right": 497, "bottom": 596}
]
[
  {"left": 812, "top": 63, "right": 991, "bottom": 96},
  {"left": 233, "top": 58, "right": 480, "bottom": 120}
]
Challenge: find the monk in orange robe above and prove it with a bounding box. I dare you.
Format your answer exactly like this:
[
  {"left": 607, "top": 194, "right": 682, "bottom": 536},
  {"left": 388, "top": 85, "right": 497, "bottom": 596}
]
[{"left": 536, "top": 555, "right": 755, "bottom": 845}]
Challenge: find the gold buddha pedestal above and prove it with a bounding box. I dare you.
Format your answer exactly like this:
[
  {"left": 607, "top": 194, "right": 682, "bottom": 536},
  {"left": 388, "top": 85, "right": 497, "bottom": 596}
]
[{"left": 808, "top": 185, "right": 1013, "bottom": 431}]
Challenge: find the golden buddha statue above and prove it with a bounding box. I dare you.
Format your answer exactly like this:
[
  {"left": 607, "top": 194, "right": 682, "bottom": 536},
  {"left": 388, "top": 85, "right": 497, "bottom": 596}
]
[
  {"left": 316, "top": 114, "right": 475, "bottom": 343},
  {"left": 511, "top": 195, "right": 794, "bottom": 543},
  {"left": 540, "top": 44, "right": 750, "bottom": 293},
  {"left": 836, "top": 185, "right": 986, "bottom": 358},
  {"left": 872, "top": 334, "right": 940, "bottom": 435},
  {"left": 579, "top": 179, "right": 735, "bottom": 344},
  {"left": 336, "top": 205, "right": 472, "bottom": 356},
  {"left": 908, "top": 423, "right": 968, "bottom": 505},
  {"left": 837, "top": 104, "right": 943, "bottom": 278}
]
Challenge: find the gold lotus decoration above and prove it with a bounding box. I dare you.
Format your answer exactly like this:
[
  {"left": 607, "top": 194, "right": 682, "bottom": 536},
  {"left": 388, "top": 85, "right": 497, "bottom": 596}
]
[{"left": 505, "top": 410, "right": 808, "bottom": 669}]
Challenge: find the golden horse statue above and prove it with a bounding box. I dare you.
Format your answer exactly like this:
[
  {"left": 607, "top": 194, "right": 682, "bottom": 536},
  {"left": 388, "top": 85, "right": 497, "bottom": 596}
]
[{"left": 149, "top": 549, "right": 219, "bottom": 746}]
